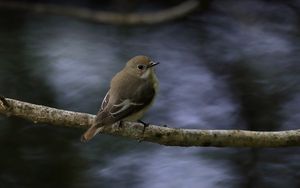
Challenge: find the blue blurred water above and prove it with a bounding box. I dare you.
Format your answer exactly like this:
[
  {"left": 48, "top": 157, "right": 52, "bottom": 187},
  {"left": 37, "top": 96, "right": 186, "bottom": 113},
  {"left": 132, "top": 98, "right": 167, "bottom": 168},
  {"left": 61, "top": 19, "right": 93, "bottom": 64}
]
[{"left": 0, "top": 0, "right": 299, "bottom": 188}]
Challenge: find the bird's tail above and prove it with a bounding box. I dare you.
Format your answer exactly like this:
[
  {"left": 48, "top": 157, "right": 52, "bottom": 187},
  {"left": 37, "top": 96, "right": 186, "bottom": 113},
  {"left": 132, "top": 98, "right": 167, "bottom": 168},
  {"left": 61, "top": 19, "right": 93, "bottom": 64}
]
[{"left": 81, "top": 125, "right": 103, "bottom": 143}]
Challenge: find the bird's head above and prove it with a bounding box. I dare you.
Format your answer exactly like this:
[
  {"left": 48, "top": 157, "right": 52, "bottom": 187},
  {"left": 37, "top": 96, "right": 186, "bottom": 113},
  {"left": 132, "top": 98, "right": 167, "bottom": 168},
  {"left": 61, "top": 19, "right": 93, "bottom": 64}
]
[{"left": 125, "top": 55, "right": 159, "bottom": 79}]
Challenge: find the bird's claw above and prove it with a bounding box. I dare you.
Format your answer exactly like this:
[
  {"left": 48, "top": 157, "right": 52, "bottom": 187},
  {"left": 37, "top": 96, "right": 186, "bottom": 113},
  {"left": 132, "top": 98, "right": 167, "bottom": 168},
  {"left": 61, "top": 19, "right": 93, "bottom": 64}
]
[{"left": 138, "top": 119, "right": 149, "bottom": 133}]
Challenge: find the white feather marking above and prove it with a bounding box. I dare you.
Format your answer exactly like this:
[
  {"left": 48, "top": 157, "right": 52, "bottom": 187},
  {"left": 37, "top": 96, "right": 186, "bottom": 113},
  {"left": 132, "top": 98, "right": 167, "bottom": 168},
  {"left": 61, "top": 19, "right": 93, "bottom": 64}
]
[
  {"left": 110, "top": 99, "right": 143, "bottom": 117},
  {"left": 101, "top": 91, "right": 109, "bottom": 110},
  {"left": 141, "top": 69, "right": 151, "bottom": 79}
]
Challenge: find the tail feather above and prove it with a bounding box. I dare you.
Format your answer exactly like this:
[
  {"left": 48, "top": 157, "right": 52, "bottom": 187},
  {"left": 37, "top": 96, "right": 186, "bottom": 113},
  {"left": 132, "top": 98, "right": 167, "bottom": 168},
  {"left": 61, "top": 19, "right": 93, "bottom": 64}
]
[{"left": 81, "top": 126, "right": 103, "bottom": 143}]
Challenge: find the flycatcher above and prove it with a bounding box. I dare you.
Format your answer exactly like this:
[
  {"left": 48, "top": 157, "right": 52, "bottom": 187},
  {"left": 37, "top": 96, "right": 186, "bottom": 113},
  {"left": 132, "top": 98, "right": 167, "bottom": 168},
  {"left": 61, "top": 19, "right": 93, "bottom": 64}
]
[{"left": 81, "top": 55, "right": 159, "bottom": 142}]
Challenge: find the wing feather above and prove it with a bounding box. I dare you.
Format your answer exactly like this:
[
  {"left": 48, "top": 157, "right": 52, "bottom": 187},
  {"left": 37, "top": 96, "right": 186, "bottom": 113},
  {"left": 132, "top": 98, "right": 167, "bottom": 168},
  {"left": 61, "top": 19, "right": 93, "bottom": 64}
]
[
  {"left": 95, "top": 80, "right": 155, "bottom": 126},
  {"left": 101, "top": 91, "right": 110, "bottom": 111}
]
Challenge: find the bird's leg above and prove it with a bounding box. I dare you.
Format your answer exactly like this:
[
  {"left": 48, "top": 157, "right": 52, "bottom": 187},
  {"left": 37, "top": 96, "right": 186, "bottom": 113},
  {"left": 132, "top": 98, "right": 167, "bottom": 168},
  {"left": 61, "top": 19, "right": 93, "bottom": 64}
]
[
  {"left": 137, "top": 120, "right": 150, "bottom": 143},
  {"left": 138, "top": 119, "right": 149, "bottom": 133},
  {"left": 118, "top": 120, "right": 123, "bottom": 128}
]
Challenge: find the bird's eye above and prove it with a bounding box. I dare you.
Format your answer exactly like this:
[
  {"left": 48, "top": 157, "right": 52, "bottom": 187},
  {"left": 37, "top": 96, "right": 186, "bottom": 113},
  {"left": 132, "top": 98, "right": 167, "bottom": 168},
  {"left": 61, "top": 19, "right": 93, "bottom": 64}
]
[{"left": 137, "top": 64, "right": 145, "bottom": 70}]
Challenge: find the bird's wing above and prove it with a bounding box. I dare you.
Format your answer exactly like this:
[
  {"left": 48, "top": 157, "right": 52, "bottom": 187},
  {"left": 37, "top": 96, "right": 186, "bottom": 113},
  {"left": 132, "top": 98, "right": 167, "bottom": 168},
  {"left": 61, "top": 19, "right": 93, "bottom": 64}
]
[{"left": 96, "top": 82, "right": 155, "bottom": 126}]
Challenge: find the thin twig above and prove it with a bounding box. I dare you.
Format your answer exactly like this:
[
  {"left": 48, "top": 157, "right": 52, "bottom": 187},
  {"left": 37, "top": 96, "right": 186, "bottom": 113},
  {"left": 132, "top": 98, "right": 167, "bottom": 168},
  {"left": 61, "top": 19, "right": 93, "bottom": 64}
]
[{"left": 0, "top": 1, "right": 200, "bottom": 25}]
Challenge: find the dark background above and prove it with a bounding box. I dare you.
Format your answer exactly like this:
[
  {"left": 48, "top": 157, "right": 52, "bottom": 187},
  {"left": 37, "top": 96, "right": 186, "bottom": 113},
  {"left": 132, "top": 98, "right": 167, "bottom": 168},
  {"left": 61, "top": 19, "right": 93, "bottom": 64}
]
[{"left": 0, "top": 0, "right": 299, "bottom": 187}]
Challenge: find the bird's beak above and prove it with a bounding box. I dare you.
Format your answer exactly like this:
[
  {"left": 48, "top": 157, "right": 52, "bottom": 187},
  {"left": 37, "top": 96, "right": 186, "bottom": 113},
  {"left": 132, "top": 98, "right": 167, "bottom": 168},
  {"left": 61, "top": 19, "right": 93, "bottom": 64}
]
[{"left": 148, "top": 61, "right": 160, "bottom": 68}]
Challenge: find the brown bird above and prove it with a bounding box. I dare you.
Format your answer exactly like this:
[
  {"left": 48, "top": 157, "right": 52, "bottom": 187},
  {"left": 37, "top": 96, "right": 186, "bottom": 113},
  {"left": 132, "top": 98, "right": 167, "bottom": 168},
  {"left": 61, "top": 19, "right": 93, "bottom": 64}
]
[{"left": 81, "top": 55, "right": 159, "bottom": 142}]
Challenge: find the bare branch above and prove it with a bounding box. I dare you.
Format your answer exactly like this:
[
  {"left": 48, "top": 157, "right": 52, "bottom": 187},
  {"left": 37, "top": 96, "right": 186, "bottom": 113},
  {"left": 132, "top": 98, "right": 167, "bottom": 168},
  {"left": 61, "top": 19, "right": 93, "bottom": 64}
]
[
  {"left": 0, "top": 97, "right": 299, "bottom": 147},
  {"left": 0, "top": 1, "right": 200, "bottom": 25},
  {"left": 0, "top": 96, "right": 10, "bottom": 108}
]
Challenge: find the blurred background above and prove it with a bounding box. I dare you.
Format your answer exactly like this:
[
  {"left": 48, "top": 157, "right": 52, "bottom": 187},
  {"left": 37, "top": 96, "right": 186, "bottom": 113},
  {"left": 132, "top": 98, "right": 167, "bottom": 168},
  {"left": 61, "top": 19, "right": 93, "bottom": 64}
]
[{"left": 0, "top": 0, "right": 300, "bottom": 187}]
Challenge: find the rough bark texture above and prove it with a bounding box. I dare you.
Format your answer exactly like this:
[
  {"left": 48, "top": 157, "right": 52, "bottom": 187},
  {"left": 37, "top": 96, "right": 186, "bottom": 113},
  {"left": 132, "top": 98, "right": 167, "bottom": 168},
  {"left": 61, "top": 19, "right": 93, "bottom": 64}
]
[
  {"left": 0, "top": 0, "right": 200, "bottom": 25},
  {"left": 1, "top": 97, "right": 300, "bottom": 147}
]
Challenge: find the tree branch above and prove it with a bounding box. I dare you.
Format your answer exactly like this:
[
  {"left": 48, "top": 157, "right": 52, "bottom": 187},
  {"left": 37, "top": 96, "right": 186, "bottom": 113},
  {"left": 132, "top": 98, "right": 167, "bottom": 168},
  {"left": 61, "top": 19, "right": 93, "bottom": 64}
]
[
  {"left": 0, "top": 0, "right": 200, "bottom": 25},
  {"left": 0, "top": 97, "right": 299, "bottom": 147}
]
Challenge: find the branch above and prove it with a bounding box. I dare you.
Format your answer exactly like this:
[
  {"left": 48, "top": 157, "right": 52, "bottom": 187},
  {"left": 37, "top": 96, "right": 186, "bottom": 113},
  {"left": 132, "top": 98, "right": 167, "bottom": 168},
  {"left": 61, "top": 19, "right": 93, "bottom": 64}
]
[
  {"left": 1, "top": 97, "right": 299, "bottom": 147},
  {"left": 0, "top": 1, "right": 200, "bottom": 25}
]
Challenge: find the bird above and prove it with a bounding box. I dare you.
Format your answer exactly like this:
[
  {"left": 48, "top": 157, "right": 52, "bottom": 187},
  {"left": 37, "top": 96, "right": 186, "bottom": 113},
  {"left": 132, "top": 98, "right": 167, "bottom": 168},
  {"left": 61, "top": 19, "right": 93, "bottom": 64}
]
[{"left": 81, "top": 55, "right": 159, "bottom": 142}]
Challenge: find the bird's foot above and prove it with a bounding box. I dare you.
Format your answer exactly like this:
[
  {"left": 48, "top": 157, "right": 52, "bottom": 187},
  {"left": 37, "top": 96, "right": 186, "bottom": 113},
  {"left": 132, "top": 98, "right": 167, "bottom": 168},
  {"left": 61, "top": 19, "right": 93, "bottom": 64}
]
[
  {"left": 138, "top": 119, "right": 149, "bottom": 133},
  {"left": 118, "top": 120, "right": 123, "bottom": 128},
  {"left": 137, "top": 119, "right": 149, "bottom": 143}
]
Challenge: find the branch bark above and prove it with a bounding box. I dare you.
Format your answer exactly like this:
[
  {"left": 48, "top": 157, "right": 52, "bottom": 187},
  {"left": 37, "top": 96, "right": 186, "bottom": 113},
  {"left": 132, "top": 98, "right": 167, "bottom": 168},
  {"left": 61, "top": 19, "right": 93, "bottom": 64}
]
[
  {"left": 0, "top": 1, "right": 200, "bottom": 25},
  {"left": 0, "top": 97, "right": 300, "bottom": 147},
  {"left": 1, "top": 97, "right": 299, "bottom": 147}
]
